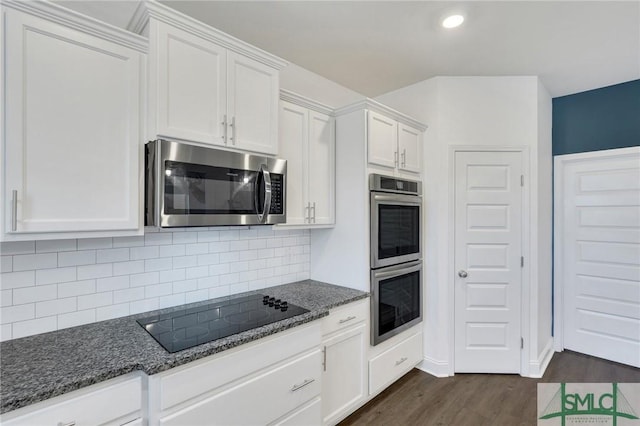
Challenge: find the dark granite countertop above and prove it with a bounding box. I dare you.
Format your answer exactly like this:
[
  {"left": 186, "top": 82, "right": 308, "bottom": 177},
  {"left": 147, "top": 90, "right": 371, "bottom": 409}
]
[{"left": 0, "top": 280, "right": 368, "bottom": 414}]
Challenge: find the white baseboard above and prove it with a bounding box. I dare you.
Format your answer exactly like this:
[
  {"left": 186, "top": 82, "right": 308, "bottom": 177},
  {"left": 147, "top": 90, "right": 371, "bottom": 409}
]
[
  {"left": 528, "top": 337, "right": 554, "bottom": 378},
  {"left": 417, "top": 355, "right": 451, "bottom": 377}
]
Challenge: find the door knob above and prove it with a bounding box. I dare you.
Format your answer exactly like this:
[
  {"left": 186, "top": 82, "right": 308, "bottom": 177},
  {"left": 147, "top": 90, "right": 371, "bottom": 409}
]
[{"left": 458, "top": 270, "right": 468, "bottom": 278}]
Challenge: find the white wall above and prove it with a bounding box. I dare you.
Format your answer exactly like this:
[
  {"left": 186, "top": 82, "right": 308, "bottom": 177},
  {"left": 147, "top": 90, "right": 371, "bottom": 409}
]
[
  {"left": 0, "top": 227, "right": 310, "bottom": 341},
  {"left": 377, "top": 76, "right": 553, "bottom": 377}
]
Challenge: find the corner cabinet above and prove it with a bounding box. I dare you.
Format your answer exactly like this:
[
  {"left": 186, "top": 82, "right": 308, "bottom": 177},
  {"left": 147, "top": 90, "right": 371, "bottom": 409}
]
[
  {"left": 145, "top": 2, "right": 286, "bottom": 155},
  {"left": 277, "top": 91, "right": 335, "bottom": 228},
  {"left": 1, "top": 1, "right": 146, "bottom": 242}
]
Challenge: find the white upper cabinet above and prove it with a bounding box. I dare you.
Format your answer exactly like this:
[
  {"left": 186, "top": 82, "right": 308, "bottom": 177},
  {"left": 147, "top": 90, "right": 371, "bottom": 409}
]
[
  {"left": 145, "top": 2, "right": 286, "bottom": 155},
  {"left": 398, "top": 123, "right": 421, "bottom": 173},
  {"left": 367, "top": 111, "right": 398, "bottom": 169},
  {"left": 1, "top": 1, "right": 146, "bottom": 241},
  {"left": 278, "top": 91, "right": 335, "bottom": 228}
]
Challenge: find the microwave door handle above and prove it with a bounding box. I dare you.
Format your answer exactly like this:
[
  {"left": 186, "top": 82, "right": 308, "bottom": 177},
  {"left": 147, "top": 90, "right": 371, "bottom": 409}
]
[{"left": 255, "top": 165, "right": 272, "bottom": 223}]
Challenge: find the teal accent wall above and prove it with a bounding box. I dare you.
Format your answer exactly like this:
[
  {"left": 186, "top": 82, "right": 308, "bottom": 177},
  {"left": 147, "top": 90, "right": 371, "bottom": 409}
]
[{"left": 552, "top": 79, "right": 640, "bottom": 155}]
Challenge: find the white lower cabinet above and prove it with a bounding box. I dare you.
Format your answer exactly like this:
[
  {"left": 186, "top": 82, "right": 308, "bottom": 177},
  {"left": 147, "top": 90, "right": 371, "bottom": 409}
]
[
  {"left": 320, "top": 299, "right": 368, "bottom": 426},
  {"left": 0, "top": 374, "right": 142, "bottom": 426},
  {"left": 368, "top": 328, "right": 423, "bottom": 396},
  {"left": 148, "top": 322, "right": 322, "bottom": 426}
]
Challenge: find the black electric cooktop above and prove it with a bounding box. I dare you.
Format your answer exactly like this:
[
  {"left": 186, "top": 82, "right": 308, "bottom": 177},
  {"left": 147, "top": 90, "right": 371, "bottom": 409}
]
[{"left": 137, "top": 294, "right": 309, "bottom": 353}]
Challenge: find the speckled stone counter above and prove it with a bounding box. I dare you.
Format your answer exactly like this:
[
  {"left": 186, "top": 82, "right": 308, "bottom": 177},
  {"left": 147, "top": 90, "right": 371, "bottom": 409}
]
[{"left": 0, "top": 280, "right": 368, "bottom": 414}]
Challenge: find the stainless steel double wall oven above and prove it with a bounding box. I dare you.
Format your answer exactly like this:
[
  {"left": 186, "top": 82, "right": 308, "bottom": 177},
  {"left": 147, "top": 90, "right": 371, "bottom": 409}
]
[{"left": 370, "top": 174, "right": 423, "bottom": 345}]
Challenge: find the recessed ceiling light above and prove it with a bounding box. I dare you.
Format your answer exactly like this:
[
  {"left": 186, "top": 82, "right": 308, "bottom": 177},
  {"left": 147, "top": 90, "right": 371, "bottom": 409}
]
[{"left": 442, "top": 14, "right": 464, "bottom": 29}]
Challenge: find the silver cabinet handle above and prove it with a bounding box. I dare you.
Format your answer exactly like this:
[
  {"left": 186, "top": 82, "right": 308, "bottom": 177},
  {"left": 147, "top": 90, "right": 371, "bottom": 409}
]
[
  {"left": 395, "top": 357, "right": 408, "bottom": 366},
  {"left": 230, "top": 116, "right": 236, "bottom": 145},
  {"left": 401, "top": 148, "right": 406, "bottom": 167},
  {"left": 322, "top": 346, "right": 327, "bottom": 372},
  {"left": 222, "top": 114, "right": 228, "bottom": 144},
  {"left": 291, "top": 378, "right": 315, "bottom": 392},
  {"left": 311, "top": 202, "right": 316, "bottom": 223},
  {"left": 11, "top": 190, "right": 17, "bottom": 232},
  {"left": 57, "top": 422, "right": 76, "bottom": 426},
  {"left": 339, "top": 315, "right": 356, "bottom": 324},
  {"left": 458, "top": 270, "right": 468, "bottom": 278}
]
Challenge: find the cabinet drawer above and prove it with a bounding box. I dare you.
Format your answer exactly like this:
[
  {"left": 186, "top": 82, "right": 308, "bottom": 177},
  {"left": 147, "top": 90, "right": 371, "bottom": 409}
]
[
  {"left": 159, "top": 350, "right": 322, "bottom": 426},
  {"left": 369, "top": 330, "right": 422, "bottom": 395},
  {"left": 270, "top": 397, "right": 321, "bottom": 426},
  {"left": 1, "top": 374, "right": 141, "bottom": 426},
  {"left": 321, "top": 299, "right": 368, "bottom": 336},
  {"left": 158, "top": 322, "right": 320, "bottom": 411}
]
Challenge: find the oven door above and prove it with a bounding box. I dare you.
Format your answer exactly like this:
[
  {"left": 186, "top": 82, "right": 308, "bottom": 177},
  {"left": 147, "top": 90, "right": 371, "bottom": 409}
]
[
  {"left": 370, "top": 192, "right": 422, "bottom": 269},
  {"left": 371, "top": 260, "right": 422, "bottom": 345}
]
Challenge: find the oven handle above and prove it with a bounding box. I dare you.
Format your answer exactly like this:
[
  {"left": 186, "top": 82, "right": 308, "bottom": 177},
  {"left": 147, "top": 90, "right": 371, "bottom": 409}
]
[
  {"left": 371, "top": 192, "right": 422, "bottom": 205},
  {"left": 255, "top": 165, "right": 272, "bottom": 224},
  {"left": 372, "top": 260, "right": 422, "bottom": 279}
]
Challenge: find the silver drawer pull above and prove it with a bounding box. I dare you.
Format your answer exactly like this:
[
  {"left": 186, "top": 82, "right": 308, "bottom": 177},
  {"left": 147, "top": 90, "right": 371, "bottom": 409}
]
[
  {"left": 58, "top": 422, "right": 76, "bottom": 426},
  {"left": 339, "top": 315, "right": 357, "bottom": 324},
  {"left": 395, "top": 357, "right": 408, "bottom": 366},
  {"left": 11, "top": 190, "right": 17, "bottom": 231},
  {"left": 291, "top": 378, "right": 315, "bottom": 392}
]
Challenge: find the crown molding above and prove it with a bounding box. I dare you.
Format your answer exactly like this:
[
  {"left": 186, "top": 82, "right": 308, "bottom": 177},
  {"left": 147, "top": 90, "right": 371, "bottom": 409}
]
[
  {"left": 126, "top": 1, "right": 149, "bottom": 35},
  {"left": 335, "top": 98, "right": 427, "bottom": 131},
  {"left": 2, "top": 0, "right": 148, "bottom": 53},
  {"left": 280, "top": 89, "right": 334, "bottom": 116},
  {"left": 141, "top": 1, "right": 288, "bottom": 70}
]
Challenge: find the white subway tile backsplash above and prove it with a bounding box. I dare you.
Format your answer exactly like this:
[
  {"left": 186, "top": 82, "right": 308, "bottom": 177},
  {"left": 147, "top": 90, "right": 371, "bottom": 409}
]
[
  {"left": 58, "top": 280, "right": 96, "bottom": 298},
  {"left": 13, "top": 284, "right": 57, "bottom": 305},
  {"left": 58, "top": 309, "right": 96, "bottom": 329},
  {"left": 97, "top": 248, "right": 130, "bottom": 264},
  {"left": 96, "top": 303, "right": 129, "bottom": 321},
  {"left": 13, "top": 316, "right": 57, "bottom": 339},
  {"left": 130, "top": 272, "right": 159, "bottom": 287},
  {"left": 0, "top": 241, "right": 35, "bottom": 256},
  {"left": 36, "top": 239, "right": 76, "bottom": 253},
  {"left": 0, "top": 229, "right": 311, "bottom": 341},
  {"left": 112, "top": 236, "right": 144, "bottom": 248},
  {"left": 58, "top": 250, "right": 96, "bottom": 267},
  {"left": 13, "top": 253, "right": 58, "bottom": 271},
  {"left": 1, "top": 271, "right": 35, "bottom": 290},
  {"left": 35, "top": 297, "right": 76, "bottom": 318},
  {"left": 113, "top": 287, "right": 145, "bottom": 304},
  {"left": 36, "top": 267, "right": 76, "bottom": 285},
  {"left": 77, "top": 238, "right": 113, "bottom": 250},
  {"left": 0, "top": 256, "right": 12, "bottom": 273},
  {"left": 130, "top": 246, "right": 159, "bottom": 260},
  {"left": 77, "top": 263, "right": 113, "bottom": 280},
  {"left": 1, "top": 303, "right": 35, "bottom": 324},
  {"left": 113, "top": 260, "right": 145, "bottom": 276},
  {"left": 96, "top": 276, "right": 130, "bottom": 292},
  {"left": 1, "top": 289, "right": 12, "bottom": 307}
]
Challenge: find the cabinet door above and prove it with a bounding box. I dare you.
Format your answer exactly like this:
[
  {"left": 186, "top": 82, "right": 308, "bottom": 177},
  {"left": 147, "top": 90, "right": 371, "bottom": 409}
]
[
  {"left": 367, "top": 110, "right": 398, "bottom": 169},
  {"left": 154, "top": 22, "right": 227, "bottom": 146},
  {"left": 398, "top": 123, "right": 421, "bottom": 174},
  {"left": 308, "top": 111, "right": 335, "bottom": 225},
  {"left": 322, "top": 323, "right": 367, "bottom": 425},
  {"left": 3, "top": 10, "right": 142, "bottom": 236},
  {"left": 227, "top": 51, "right": 279, "bottom": 155},
  {"left": 279, "top": 101, "right": 309, "bottom": 225}
]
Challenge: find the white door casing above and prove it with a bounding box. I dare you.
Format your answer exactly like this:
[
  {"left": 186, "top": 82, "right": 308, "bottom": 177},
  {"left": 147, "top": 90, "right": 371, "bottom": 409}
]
[
  {"left": 554, "top": 147, "right": 640, "bottom": 367},
  {"left": 454, "top": 150, "right": 523, "bottom": 373}
]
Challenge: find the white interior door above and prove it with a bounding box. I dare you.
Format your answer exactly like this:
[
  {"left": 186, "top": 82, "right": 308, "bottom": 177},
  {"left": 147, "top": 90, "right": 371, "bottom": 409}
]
[
  {"left": 558, "top": 148, "right": 640, "bottom": 367},
  {"left": 454, "top": 150, "right": 523, "bottom": 373}
]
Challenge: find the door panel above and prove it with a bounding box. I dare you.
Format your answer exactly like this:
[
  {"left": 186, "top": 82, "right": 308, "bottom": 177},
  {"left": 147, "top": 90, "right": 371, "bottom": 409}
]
[
  {"left": 398, "top": 123, "right": 421, "bottom": 173},
  {"left": 561, "top": 150, "right": 640, "bottom": 367},
  {"left": 367, "top": 111, "right": 397, "bottom": 169},
  {"left": 279, "top": 101, "right": 308, "bottom": 225},
  {"left": 454, "top": 151, "right": 523, "bottom": 373},
  {"left": 308, "top": 111, "right": 335, "bottom": 225}
]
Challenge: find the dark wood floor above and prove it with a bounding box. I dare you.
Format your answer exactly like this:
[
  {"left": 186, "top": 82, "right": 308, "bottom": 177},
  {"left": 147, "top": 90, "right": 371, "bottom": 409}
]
[{"left": 340, "top": 351, "right": 640, "bottom": 426}]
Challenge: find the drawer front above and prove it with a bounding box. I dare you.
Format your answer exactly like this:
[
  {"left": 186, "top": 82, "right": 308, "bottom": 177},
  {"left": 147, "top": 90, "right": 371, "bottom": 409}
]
[
  {"left": 321, "top": 299, "right": 368, "bottom": 336},
  {"left": 270, "top": 397, "right": 321, "bottom": 426},
  {"left": 1, "top": 375, "right": 141, "bottom": 426},
  {"left": 160, "top": 349, "right": 322, "bottom": 426},
  {"left": 159, "top": 322, "right": 320, "bottom": 410},
  {"left": 369, "top": 330, "right": 422, "bottom": 395}
]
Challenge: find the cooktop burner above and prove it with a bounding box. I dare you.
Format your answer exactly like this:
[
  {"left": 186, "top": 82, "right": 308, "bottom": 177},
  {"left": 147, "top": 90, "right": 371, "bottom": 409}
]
[{"left": 137, "top": 294, "right": 309, "bottom": 353}]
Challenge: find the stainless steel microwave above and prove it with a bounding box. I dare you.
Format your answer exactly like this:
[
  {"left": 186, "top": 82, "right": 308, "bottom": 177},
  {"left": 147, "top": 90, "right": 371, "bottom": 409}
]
[{"left": 145, "top": 140, "right": 286, "bottom": 227}]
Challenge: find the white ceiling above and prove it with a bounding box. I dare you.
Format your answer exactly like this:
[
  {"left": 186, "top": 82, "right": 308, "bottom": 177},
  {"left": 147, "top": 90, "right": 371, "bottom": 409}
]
[{"left": 58, "top": 1, "right": 640, "bottom": 98}]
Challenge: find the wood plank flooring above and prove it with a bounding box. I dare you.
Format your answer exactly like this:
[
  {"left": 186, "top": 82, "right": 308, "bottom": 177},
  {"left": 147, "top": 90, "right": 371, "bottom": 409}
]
[{"left": 339, "top": 351, "right": 640, "bottom": 426}]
